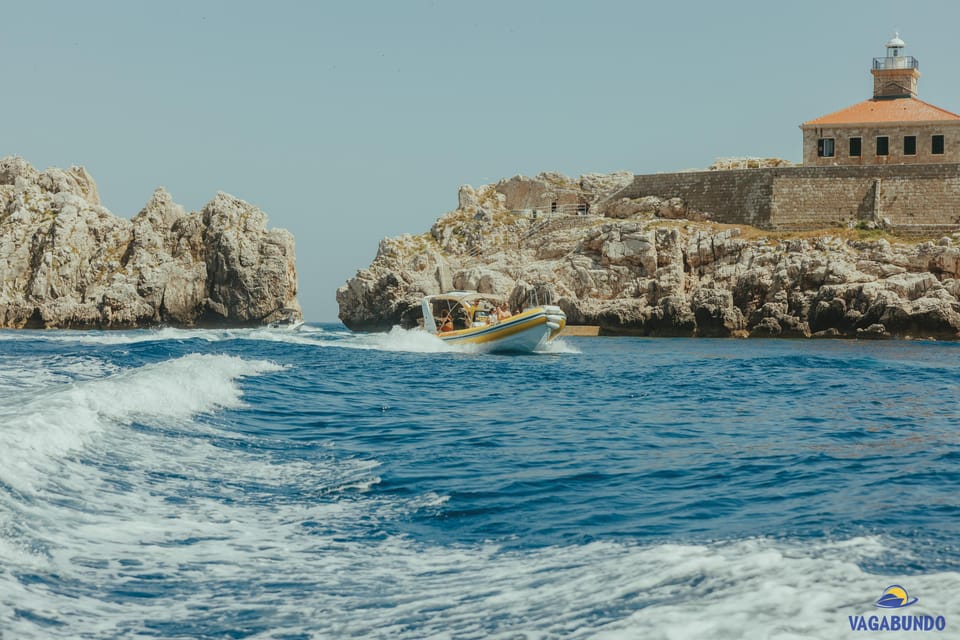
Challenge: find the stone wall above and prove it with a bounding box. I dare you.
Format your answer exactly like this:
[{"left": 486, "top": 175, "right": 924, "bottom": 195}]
[
  {"left": 613, "top": 164, "right": 960, "bottom": 231},
  {"left": 615, "top": 169, "right": 775, "bottom": 227}
]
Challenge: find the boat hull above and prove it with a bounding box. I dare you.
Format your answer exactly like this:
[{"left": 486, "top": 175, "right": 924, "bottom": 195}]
[{"left": 438, "top": 306, "right": 566, "bottom": 353}]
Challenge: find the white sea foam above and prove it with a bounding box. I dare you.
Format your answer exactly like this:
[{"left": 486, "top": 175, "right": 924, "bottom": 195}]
[
  {"left": 329, "top": 325, "right": 458, "bottom": 353},
  {"left": 1, "top": 345, "right": 956, "bottom": 639},
  {"left": 0, "top": 355, "right": 119, "bottom": 391},
  {"left": 0, "top": 354, "right": 282, "bottom": 493},
  {"left": 3, "top": 397, "right": 958, "bottom": 640},
  {"left": 0, "top": 326, "right": 323, "bottom": 347},
  {"left": 2, "top": 326, "right": 225, "bottom": 345},
  {"left": 536, "top": 336, "right": 581, "bottom": 354}
]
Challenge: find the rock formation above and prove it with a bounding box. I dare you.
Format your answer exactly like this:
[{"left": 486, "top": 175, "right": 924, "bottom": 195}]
[
  {"left": 338, "top": 171, "right": 960, "bottom": 339},
  {"left": 0, "top": 156, "right": 300, "bottom": 328}
]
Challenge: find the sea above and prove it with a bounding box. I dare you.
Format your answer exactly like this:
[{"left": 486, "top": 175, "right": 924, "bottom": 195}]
[{"left": 0, "top": 324, "right": 958, "bottom": 640}]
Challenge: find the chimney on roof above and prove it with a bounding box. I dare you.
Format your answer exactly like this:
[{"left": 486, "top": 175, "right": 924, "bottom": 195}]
[{"left": 871, "top": 33, "right": 920, "bottom": 99}]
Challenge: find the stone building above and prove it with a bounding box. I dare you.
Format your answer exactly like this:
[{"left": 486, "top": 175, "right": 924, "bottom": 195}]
[
  {"left": 495, "top": 35, "right": 960, "bottom": 233},
  {"left": 801, "top": 35, "right": 960, "bottom": 166}
]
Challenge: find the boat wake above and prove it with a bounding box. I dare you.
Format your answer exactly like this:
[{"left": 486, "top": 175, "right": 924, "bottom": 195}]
[
  {"left": 535, "top": 337, "right": 581, "bottom": 354},
  {"left": 0, "top": 353, "right": 283, "bottom": 494},
  {"left": 0, "top": 341, "right": 956, "bottom": 638},
  {"left": 0, "top": 324, "right": 581, "bottom": 357}
]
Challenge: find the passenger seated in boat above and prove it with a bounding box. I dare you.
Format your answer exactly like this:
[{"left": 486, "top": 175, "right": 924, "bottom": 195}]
[
  {"left": 497, "top": 303, "right": 512, "bottom": 321},
  {"left": 438, "top": 312, "right": 454, "bottom": 332}
]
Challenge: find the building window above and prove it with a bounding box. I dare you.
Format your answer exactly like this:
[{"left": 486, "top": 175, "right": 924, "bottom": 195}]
[
  {"left": 933, "top": 134, "right": 945, "bottom": 155},
  {"left": 904, "top": 135, "right": 917, "bottom": 155},
  {"left": 876, "top": 136, "right": 889, "bottom": 156},
  {"left": 817, "top": 138, "right": 835, "bottom": 158},
  {"left": 849, "top": 137, "right": 862, "bottom": 157}
]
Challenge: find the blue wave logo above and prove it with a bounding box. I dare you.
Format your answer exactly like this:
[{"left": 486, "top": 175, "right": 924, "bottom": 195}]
[
  {"left": 849, "top": 585, "right": 945, "bottom": 632},
  {"left": 875, "top": 585, "right": 918, "bottom": 609}
]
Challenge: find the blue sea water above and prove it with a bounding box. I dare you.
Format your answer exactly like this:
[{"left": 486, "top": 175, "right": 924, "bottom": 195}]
[{"left": 0, "top": 325, "right": 958, "bottom": 639}]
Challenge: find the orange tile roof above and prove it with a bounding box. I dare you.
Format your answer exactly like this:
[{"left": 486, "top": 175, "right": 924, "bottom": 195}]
[{"left": 803, "top": 97, "right": 960, "bottom": 126}]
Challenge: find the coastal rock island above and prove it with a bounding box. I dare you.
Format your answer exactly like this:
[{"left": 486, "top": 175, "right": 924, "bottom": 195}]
[
  {"left": 0, "top": 156, "right": 300, "bottom": 329},
  {"left": 338, "top": 170, "right": 960, "bottom": 339}
]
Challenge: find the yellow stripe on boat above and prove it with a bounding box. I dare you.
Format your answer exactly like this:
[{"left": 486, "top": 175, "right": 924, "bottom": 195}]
[
  {"left": 421, "top": 291, "right": 566, "bottom": 353},
  {"left": 440, "top": 310, "right": 546, "bottom": 344}
]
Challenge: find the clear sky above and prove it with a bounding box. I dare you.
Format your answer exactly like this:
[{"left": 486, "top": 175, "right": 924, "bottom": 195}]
[{"left": 4, "top": 1, "right": 960, "bottom": 321}]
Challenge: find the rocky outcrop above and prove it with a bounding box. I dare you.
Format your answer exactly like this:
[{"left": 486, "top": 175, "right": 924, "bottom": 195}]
[
  {"left": 338, "top": 171, "right": 960, "bottom": 339},
  {"left": 0, "top": 156, "right": 300, "bottom": 328}
]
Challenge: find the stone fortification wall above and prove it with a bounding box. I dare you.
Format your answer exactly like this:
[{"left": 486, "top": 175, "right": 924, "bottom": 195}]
[
  {"left": 613, "top": 164, "right": 960, "bottom": 231},
  {"left": 770, "top": 164, "right": 960, "bottom": 229},
  {"left": 615, "top": 169, "right": 774, "bottom": 227}
]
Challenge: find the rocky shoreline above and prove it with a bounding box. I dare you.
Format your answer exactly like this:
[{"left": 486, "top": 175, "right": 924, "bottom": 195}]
[
  {"left": 0, "top": 157, "right": 300, "bottom": 329},
  {"left": 338, "top": 171, "right": 960, "bottom": 339}
]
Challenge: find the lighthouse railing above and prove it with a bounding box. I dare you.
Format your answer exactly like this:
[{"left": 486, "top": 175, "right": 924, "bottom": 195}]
[{"left": 873, "top": 56, "right": 919, "bottom": 71}]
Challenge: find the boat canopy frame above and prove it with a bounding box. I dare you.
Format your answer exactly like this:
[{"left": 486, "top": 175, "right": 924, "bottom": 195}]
[{"left": 421, "top": 291, "right": 508, "bottom": 334}]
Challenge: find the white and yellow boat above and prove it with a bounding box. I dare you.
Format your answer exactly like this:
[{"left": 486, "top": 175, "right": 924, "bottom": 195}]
[{"left": 421, "top": 291, "right": 566, "bottom": 353}]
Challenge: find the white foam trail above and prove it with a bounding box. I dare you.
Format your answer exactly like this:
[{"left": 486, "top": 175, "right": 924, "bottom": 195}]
[
  {"left": 0, "top": 354, "right": 282, "bottom": 493},
  {"left": 7, "top": 523, "right": 955, "bottom": 640},
  {"left": 536, "top": 337, "right": 581, "bottom": 354},
  {"left": 0, "top": 325, "right": 578, "bottom": 356},
  {"left": 0, "top": 325, "right": 325, "bottom": 347},
  {"left": 332, "top": 325, "right": 458, "bottom": 353},
  {"left": 3, "top": 401, "right": 957, "bottom": 640},
  {"left": 0, "top": 355, "right": 120, "bottom": 391},
  {"left": 1, "top": 327, "right": 227, "bottom": 345},
  {"left": 292, "top": 323, "right": 328, "bottom": 335}
]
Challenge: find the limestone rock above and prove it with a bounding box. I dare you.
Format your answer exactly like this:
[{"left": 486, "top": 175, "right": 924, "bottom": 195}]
[
  {"left": 337, "top": 169, "right": 960, "bottom": 340},
  {"left": 0, "top": 156, "right": 300, "bottom": 328}
]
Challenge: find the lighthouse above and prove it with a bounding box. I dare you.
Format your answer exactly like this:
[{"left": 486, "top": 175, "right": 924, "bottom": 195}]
[
  {"left": 871, "top": 33, "right": 920, "bottom": 98},
  {"left": 800, "top": 34, "right": 960, "bottom": 165}
]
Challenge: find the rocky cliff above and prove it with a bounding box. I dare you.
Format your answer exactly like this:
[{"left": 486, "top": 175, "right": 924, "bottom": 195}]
[
  {"left": 0, "top": 156, "right": 300, "bottom": 328},
  {"left": 338, "top": 171, "right": 960, "bottom": 339}
]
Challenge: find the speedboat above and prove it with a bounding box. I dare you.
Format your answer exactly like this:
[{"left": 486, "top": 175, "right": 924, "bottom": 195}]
[{"left": 421, "top": 291, "right": 566, "bottom": 353}]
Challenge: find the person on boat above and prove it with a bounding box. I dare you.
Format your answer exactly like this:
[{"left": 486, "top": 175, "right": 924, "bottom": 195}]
[
  {"left": 439, "top": 312, "right": 454, "bottom": 332},
  {"left": 498, "top": 303, "right": 512, "bottom": 320}
]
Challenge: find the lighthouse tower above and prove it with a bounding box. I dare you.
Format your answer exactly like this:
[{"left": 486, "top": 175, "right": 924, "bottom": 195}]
[
  {"left": 871, "top": 33, "right": 920, "bottom": 98},
  {"left": 801, "top": 33, "right": 960, "bottom": 165}
]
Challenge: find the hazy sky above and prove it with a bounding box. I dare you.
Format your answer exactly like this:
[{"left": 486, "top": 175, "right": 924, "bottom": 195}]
[{"left": 5, "top": 1, "right": 960, "bottom": 321}]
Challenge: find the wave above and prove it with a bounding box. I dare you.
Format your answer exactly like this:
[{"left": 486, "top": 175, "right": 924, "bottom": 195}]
[
  {"left": 0, "top": 354, "right": 282, "bottom": 494},
  {"left": 2, "top": 335, "right": 955, "bottom": 638},
  {"left": 3, "top": 507, "right": 955, "bottom": 640},
  {"left": 0, "top": 355, "right": 120, "bottom": 391}
]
